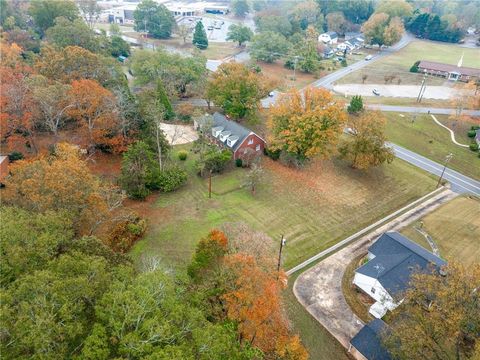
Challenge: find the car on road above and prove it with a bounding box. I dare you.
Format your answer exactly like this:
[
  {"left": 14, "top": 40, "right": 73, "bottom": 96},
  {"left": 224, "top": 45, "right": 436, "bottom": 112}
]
[
  {"left": 207, "top": 26, "right": 214, "bottom": 30},
  {"left": 365, "top": 54, "right": 373, "bottom": 60},
  {"left": 268, "top": 91, "right": 275, "bottom": 97},
  {"left": 372, "top": 88, "right": 380, "bottom": 96}
]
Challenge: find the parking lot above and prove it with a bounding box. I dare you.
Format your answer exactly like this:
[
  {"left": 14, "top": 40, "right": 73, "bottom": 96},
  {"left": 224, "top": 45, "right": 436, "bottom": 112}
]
[{"left": 177, "top": 15, "right": 237, "bottom": 42}]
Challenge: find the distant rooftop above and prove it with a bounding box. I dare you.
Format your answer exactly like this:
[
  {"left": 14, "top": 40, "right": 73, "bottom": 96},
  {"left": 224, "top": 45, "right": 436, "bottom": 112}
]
[{"left": 418, "top": 60, "right": 480, "bottom": 77}]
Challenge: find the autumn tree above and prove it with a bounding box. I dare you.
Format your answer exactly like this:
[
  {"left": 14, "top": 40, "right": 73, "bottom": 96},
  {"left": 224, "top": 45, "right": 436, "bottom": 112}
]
[
  {"left": 384, "top": 262, "right": 480, "bottom": 360},
  {"left": 268, "top": 87, "right": 347, "bottom": 163},
  {"left": 206, "top": 62, "right": 269, "bottom": 119},
  {"left": 361, "top": 13, "right": 404, "bottom": 46},
  {"left": 67, "top": 79, "right": 119, "bottom": 150},
  {"left": 226, "top": 24, "right": 254, "bottom": 46},
  {"left": 376, "top": 0, "right": 413, "bottom": 19},
  {"left": 450, "top": 81, "right": 480, "bottom": 123},
  {"left": 289, "top": 0, "right": 323, "bottom": 31},
  {"left": 35, "top": 46, "right": 112, "bottom": 85},
  {"left": 2, "top": 143, "right": 124, "bottom": 235},
  {"left": 29, "top": 75, "right": 73, "bottom": 136},
  {"left": 339, "top": 111, "right": 394, "bottom": 169},
  {"left": 326, "top": 11, "right": 349, "bottom": 35},
  {"left": 297, "top": 26, "right": 321, "bottom": 73}
]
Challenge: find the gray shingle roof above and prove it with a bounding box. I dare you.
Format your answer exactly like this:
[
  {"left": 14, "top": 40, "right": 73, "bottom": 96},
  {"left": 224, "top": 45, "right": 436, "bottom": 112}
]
[
  {"left": 351, "top": 319, "right": 392, "bottom": 360},
  {"left": 356, "top": 232, "right": 446, "bottom": 296},
  {"left": 198, "top": 112, "right": 259, "bottom": 152}
]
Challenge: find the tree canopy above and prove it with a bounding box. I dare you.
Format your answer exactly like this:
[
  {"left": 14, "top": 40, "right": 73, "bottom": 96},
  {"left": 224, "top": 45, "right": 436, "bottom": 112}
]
[
  {"left": 226, "top": 24, "right": 254, "bottom": 46},
  {"left": 268, "top": 87, "right": 347, "bottom": 162},
  {"left": 250, "top": 31, "right": 291, "bottom": 63},
  {"left": 206, "top": 62, "right": 269, "bottom": 119},
  {"left": 339, "top": 111, "right": 394, "bottom": 169},
  {"left": 193, "top": 21, "right": 208, "bottom": 49},
  {"left": 361, "top": 13, "right": 404, "bottom": 46},
  {"left": 29, "top": 0, "right": 79, "bottom": 35},
  {"left": 133, "top": 0, "right": 175, "bottom": 39}
]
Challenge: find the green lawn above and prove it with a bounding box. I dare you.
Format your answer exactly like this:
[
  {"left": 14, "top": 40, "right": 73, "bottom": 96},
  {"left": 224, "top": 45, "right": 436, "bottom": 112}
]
[
  {"left": 384, "top": 112, "right": 480, "bottom": 180},
  {"left": 131, "top": 145, "right": 436, "bottom": 270},
  {"left": 338, "top": 41, "right": 480, "bottom": 85},
  {"left": 401, "top": 196, "right": 480, "bottom": 265}
]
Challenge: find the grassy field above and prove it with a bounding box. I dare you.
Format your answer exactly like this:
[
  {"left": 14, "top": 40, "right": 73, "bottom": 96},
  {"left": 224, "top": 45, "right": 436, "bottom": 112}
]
[
  {"left": 337, "top": 41, "right": 480, "bottom": 85},
  {"left": 401, "top": 196, "right": 480, "bottom": 265},
  {"left": 384, "top": 112, "right": 480, "bottom": 180},
  {"left": 131, "top": 144, "right": 436, "bottom": 270}
]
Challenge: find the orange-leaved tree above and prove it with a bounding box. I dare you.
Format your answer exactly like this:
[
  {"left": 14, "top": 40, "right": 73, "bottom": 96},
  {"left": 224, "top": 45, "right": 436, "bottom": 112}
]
[
  {"left": 222, "top": 253, "right": 308, "bottom": 360},
  {"left": 3, "top": 142, "right": 124, "bottom": 235},
  {"left": 268, "top": 87, "right": 346, "bottom": 163},
  {"left": 67, "top": 79, "right": 122, "bottom": 151}
]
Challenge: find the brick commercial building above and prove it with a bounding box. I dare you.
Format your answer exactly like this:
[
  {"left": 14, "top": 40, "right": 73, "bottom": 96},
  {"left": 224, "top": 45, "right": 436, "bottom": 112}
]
[{"left": 417, "top": 60, "right": 480, "bottom": 82}]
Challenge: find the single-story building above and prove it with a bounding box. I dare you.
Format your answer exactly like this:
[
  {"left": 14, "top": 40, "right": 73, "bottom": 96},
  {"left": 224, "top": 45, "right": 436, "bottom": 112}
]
[
  {"left": 349, "top": 319, "right": 392, "bottom": 360},
  {"left": 194, "top": 112, "right": 266, "bottom": 160},
  {"left": 0, "top": 155, "right": 9, "bottom": 185},
  {"left": 417, "top": 60, "right": 480, "bottom": 82},
  {"left": 319, "top": 31, "right": 338, "bottom": 45},
  {"left": 353, "top": 232, "right": 446, "bottom": 318},
  {"left": 322, "top": 46, "right": 334, "bottom": 58}
]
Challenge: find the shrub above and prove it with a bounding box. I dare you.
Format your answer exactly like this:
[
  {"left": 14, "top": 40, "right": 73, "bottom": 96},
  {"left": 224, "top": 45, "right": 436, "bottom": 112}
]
[
  {"left": 469, "top": 143, "right": 479, "bottom": 152},
  {"left": 347, "top": 95, "right": 364, "bottom": 114},
  {"left": 235, "top": 158, "right": 243, "bottom": 167},
  {"left": 467, "top": 130, "right": 476, "bottom": 138},
  {"left": 471, "top": 125, "right": 480, "bottom": 130},
  {"left": 341, "top": 59, "right": 347, "bottom": 67},
  {"left": 178, "top": 150, "right": 188, "bottom": 161},
  {"left": 105, "top": 217, "right": 147, "bottom": 253},
  {"left": 264, "top": 147, "right": 281, "bottom": 160},
  {"left": 156, "top": 166, "right": 188, "bottom": 192},
  {"left": 196, "top": 148, "right": 232, "bottom": 175},
  {"left": 176, "top": 103, "right": 194, "bottom": 122},
  {"left": 8, "top": 151, "right": 24, "bottom": 162},
  {"left": 410, "top": 60, "right": 420, "bottom": 73}
]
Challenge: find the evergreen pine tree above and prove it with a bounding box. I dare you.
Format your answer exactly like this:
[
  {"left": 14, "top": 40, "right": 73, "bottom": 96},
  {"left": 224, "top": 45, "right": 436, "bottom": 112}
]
[
  {"left": 193, "top": 21, "right": 208, "bottom": 49},
  {"left": 347, "top": 95, "right": 364, "bottom": 114},
  {"left": 156, "top": 81, "right": 174, "bottom": 120}
]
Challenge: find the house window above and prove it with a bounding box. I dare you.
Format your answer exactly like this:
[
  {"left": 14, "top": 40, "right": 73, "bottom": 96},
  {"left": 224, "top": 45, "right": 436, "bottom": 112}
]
[
  {"left": 371, "top": 287, "right": 376, "bottom": 294},
  {"left": 248, "top": 138, "right": 253, "bottom": 145},
  {"left": 256, "top": 144, "right": 260, "bottom": 151}
]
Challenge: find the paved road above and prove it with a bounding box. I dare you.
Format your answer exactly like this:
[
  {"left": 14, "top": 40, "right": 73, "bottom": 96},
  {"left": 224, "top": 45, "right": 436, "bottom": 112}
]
[
  {"left": 367, "top": 105, "right": 480, "bottom": 116},
  {"left": 390, "top": 143, "right": 480, "bottom": 195}
]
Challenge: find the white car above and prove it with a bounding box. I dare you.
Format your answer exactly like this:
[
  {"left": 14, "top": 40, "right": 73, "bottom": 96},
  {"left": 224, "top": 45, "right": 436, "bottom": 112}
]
[
  {"left": 365, "top": 54, "right": 373, "bottom": 61},
  {"left": 372, "top": 88, "right": 380, "bottom": 96}
]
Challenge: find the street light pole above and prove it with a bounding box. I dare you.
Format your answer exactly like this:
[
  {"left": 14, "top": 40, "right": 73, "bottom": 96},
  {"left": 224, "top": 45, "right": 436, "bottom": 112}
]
[
  {"left": 277, "top": 235, "right": 286, "bottom": 277},
  {"left": 436, "top": 153, "right": 453, "bottom": 188}
]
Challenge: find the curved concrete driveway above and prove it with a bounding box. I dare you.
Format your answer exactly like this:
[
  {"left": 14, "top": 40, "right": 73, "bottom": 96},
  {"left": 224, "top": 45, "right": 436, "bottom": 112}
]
[{"left": 293, "top": 188, "right": 456, "bottom": 349}]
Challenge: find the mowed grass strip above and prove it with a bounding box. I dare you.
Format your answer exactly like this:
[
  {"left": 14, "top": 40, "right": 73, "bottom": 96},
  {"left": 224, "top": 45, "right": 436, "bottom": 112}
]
[
  {"left": 130, "top": 144, "right": 436, "bottom": 270},
  {"left": 401, "top": 196, "right": 480, "bottom": 265},
  {"left": 384, "top": 112, "right": 480, "bottom": 180},
  {"left": 337, "top": 41, "right": 480, "bottom": 85}
]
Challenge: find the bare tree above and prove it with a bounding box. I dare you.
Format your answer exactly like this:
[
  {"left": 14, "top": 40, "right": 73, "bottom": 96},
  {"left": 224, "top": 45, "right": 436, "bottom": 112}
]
[
  {"left": 362, "top": 74, "right": 368, "bottom": 84},
  {"left": 176, "top": 24, "right": 191, "bottom": 44},
  {"left": 78, "top": 0, "right": 101, "bottom": 29},
  {"left": 244, "top": 162, "right": 264, "bottom": 196}
]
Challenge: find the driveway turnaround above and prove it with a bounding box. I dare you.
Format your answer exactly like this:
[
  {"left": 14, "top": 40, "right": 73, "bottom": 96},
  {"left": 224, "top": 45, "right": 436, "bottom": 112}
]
[
  {"left": 293, "top": 188, "right": 456, "bottom": 349},
  {"left": 333, "top": 84, "right": 456, "bottom": 100}
]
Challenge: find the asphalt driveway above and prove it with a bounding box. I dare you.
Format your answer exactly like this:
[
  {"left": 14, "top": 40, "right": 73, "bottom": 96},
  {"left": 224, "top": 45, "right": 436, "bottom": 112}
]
[{"left": 293, "top": 188, "right": 456, "bottom": 349}]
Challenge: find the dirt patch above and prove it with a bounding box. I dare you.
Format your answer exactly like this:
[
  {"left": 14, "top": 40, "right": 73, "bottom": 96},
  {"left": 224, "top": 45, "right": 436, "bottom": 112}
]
[{"left": 160, "top": 123, "right": 198, "bottom": 145}]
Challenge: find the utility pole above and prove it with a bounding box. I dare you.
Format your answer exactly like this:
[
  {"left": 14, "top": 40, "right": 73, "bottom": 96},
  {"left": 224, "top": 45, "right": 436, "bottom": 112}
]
[
  {"left": 277, "top": 235, "right": 286, "bottom": 278},
  {"left": 417, "top": 72, "right": 427, "bottom": 103},
  {"left": 436, "top": 153, "right": 453, "bottom": 188}
]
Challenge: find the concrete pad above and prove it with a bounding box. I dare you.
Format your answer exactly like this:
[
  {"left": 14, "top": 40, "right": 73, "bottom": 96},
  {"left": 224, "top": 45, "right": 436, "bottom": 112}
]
[
  {"left": 333, "top": 84, "right": 458, "bottom": 99},
  {"left": 159, "top": 123, "right": 198, "bottom": 145}
]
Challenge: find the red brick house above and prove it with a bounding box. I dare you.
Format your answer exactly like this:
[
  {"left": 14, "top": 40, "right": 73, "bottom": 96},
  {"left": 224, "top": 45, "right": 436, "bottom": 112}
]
[{"left": 194, "top": 112, "right": 266, "bottom": 160}]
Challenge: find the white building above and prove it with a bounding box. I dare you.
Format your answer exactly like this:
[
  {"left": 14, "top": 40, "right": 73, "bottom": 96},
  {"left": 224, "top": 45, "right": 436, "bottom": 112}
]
[
  {"left": 353, "top": 232, "right": 446, "bottom": 319},
  {"left": 318, "top": 31, "right": 338, "bottom": 45}
]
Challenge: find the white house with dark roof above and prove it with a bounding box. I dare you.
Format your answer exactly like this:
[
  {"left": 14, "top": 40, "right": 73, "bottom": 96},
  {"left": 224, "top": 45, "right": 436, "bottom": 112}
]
[
  {"left": 353, "top": 232, "right": 446, "bottom": 318},
  {"left": 194, "top": 112, "right": 266, "bottom": 160},
  {"left": 319, "top": 31, "right": 338, "bottom": 44}
]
